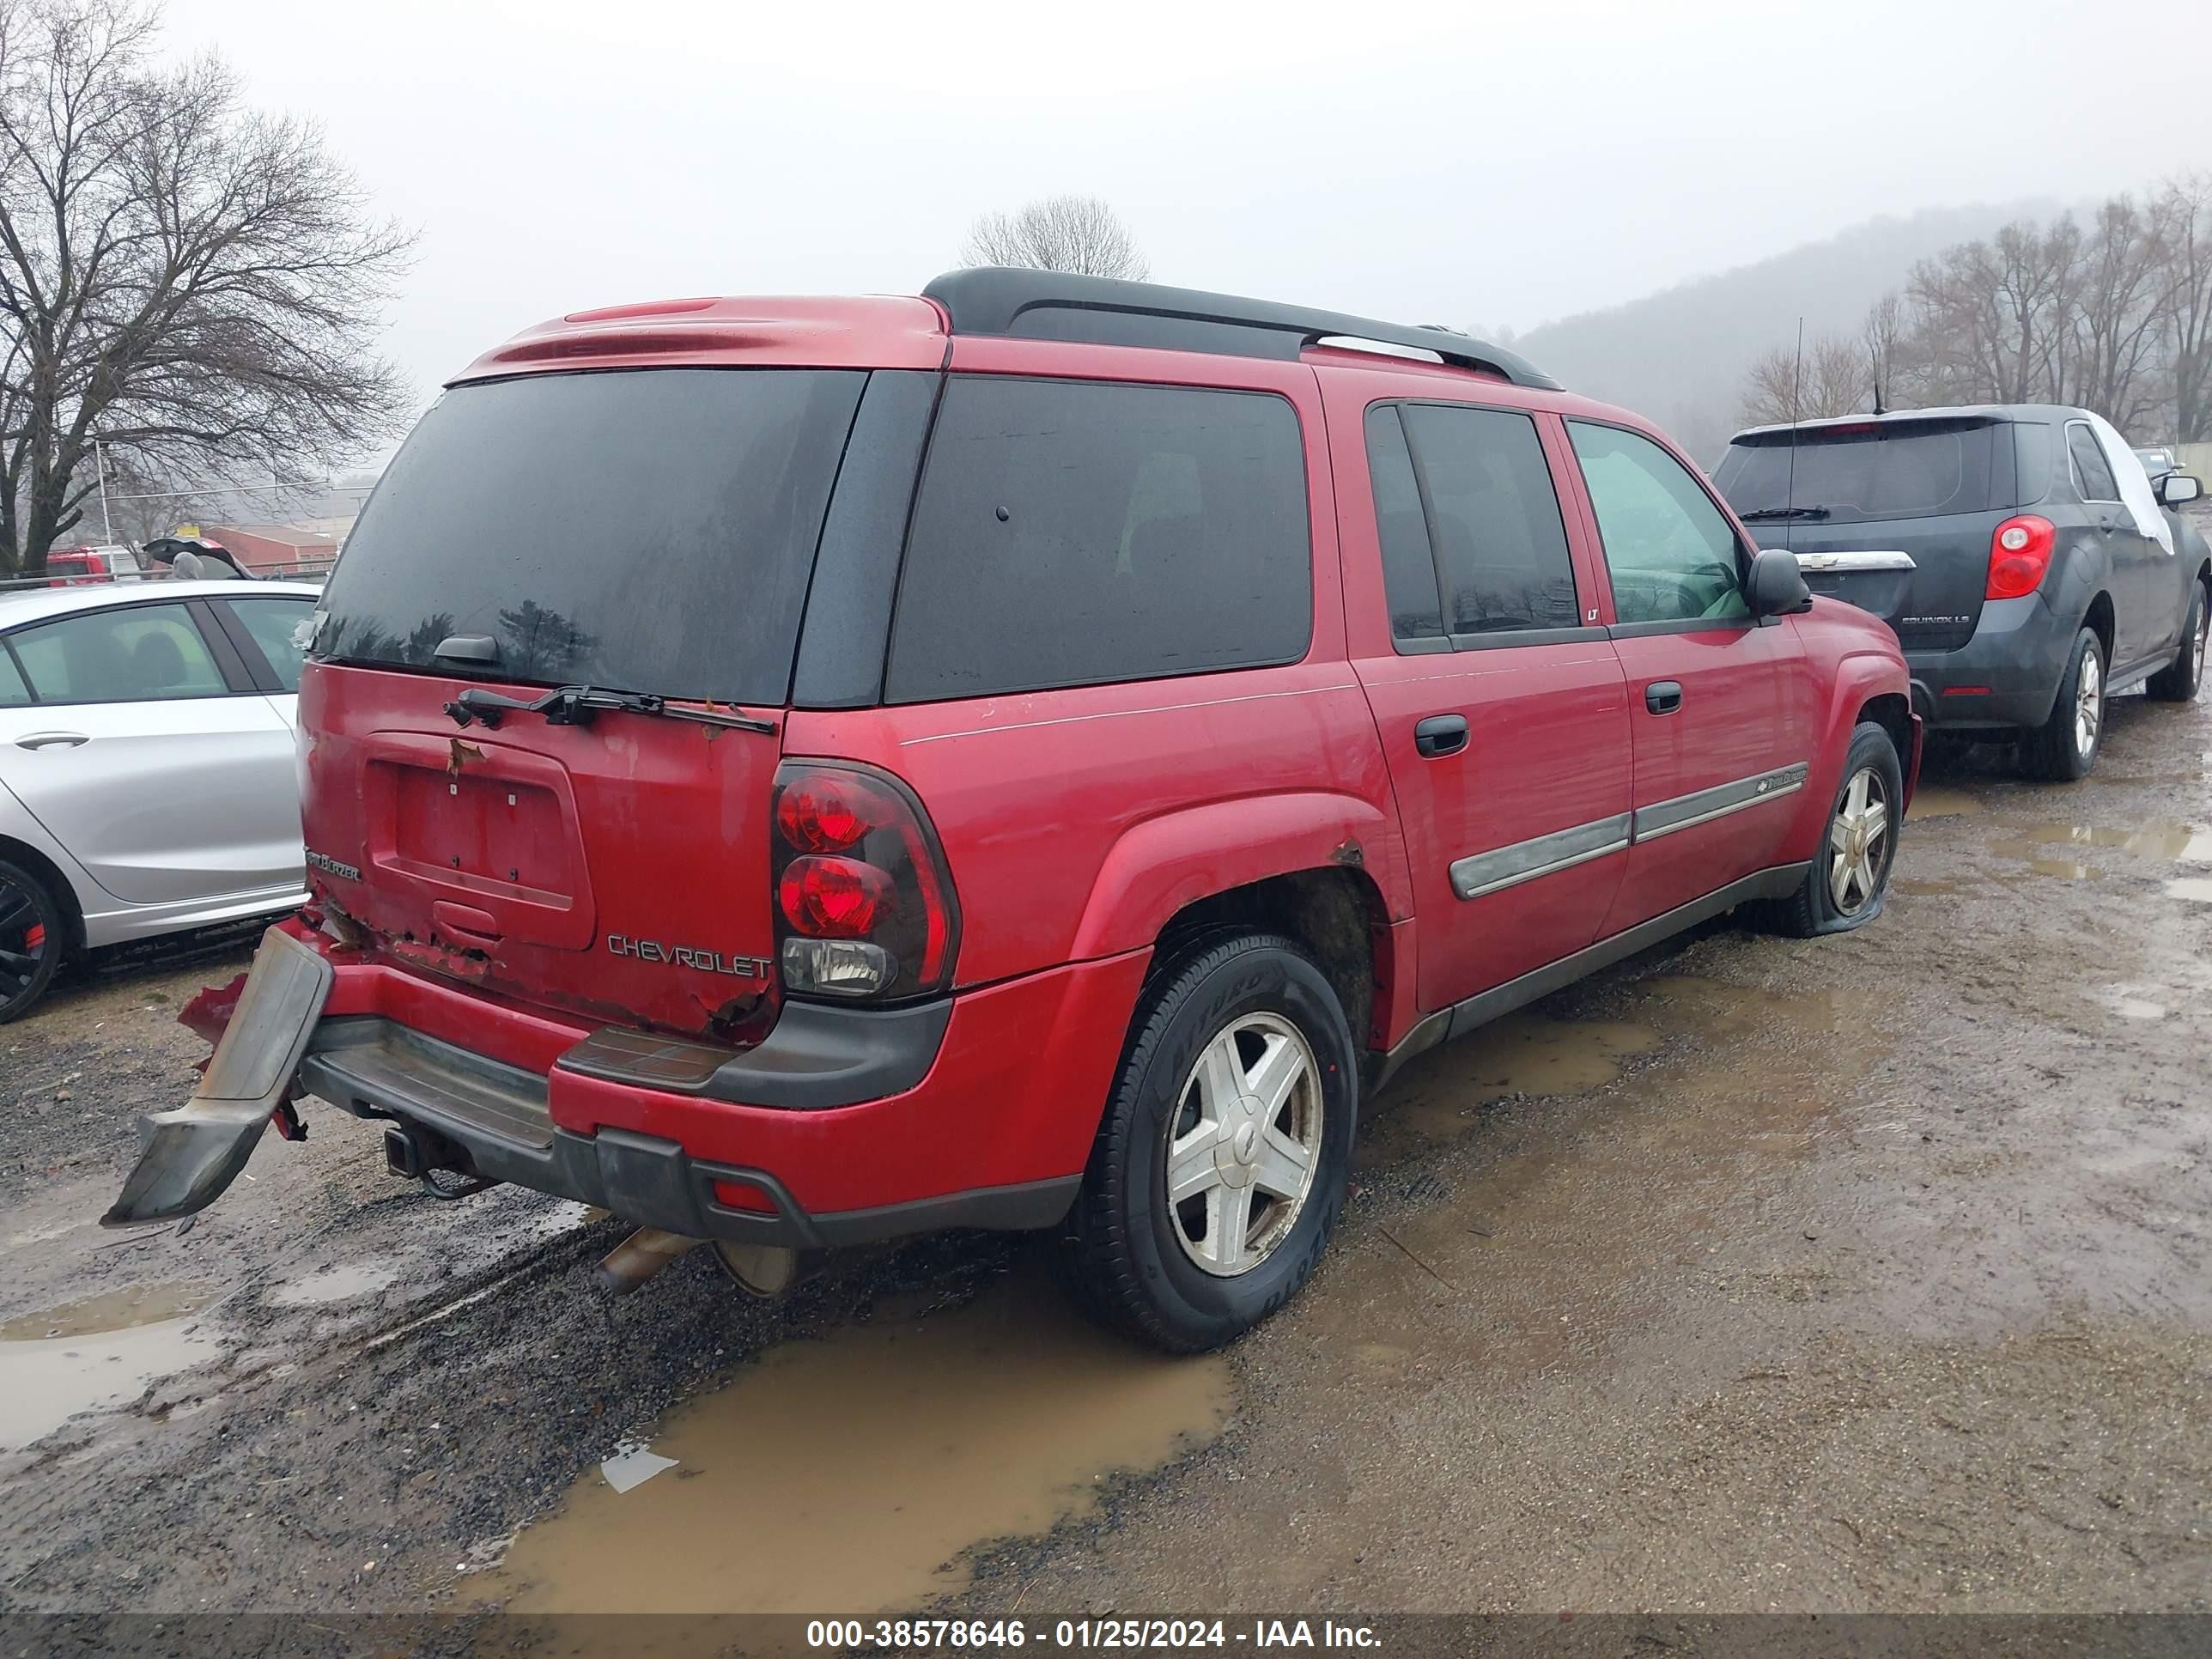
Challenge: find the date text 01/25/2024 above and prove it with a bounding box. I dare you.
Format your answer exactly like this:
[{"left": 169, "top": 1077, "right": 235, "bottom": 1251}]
[{"left": 804, "top": 1620, "right": 1382, "bottom": 1650}]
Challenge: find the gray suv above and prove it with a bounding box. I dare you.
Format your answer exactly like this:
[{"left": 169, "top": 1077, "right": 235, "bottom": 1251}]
[{"left": 1714, "top": 406, "right": 2209, "bottom": 780}]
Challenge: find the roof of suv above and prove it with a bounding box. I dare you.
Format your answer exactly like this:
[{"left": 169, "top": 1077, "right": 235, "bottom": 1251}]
[
  {"left": 456, "top": 270, "right": 1558, "bottom": 392},
  {"left": 1731, "top": 404, "right": 2094, "bottom": 443}
]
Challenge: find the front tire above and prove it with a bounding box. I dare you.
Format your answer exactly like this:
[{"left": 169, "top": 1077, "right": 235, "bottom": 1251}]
[
  {"left": 2146, "top": 580, "right": 2208, "bottom": 703},
  {"left": 0, "top": 858, "right": 67, "bottom": 1024},
  {"left": 2021, "top": 627, "right": 2106, "bottom": 781},
  {"left": 1056, "top": 933, "right": 1356, "bottom": 1352},
  {"left": 1766, "top": 722, "right": 1902, "bottom": 938}
]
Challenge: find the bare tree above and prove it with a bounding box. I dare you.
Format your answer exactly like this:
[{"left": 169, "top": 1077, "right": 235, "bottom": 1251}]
[
  {"left": 2154, "top": 173, "right": 2212, "bottom": 442},
  {"left": 2060, "top": 197, "right": 2170, "bottom": 428},
  {"left": 1860, "top": 292, "right": 1927, "bottom": 411},
  {"left": 1905, "top": 217, "right": 2082, "bottom": 406},
  {"left": 0, "top": 0, "right": 415, "bottom": 575},
  {"left": 959, "top": 193, "right": 1150, "bottom": 281},
  {"left": 1739, "top": 332, "right": 1872, "bottom": 425},
  {"left": 1738, "top": 179, "right": 2212, "bottom": 447}
]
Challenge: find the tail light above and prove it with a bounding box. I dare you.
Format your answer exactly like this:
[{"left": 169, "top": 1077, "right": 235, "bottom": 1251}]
[
  {"left": 769, "top": 761, "right": 959, "bottom": 1001},
  {"left": 1986, "top": 515, "right": 2056, "bottom": 600}
]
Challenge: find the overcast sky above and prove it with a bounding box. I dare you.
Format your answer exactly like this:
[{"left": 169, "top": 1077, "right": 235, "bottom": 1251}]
[{"left": 167, "top": 0, "right": 2207, "bottom": 419}]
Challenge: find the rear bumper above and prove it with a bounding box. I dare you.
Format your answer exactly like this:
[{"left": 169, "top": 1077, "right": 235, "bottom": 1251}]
[
  {"left": 296, "top": 1015, "right": 1081, "bottom": 1247},
  {"left": 301, "top": 939, "right": 1148, "bottom": 1243},
  {"left": 1906, "top": 593, "right": 2071, "bottom": 731}
]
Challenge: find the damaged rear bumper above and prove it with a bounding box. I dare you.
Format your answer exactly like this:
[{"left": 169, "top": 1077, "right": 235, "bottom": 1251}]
[
  {"left": 101, "top": 927, "right": 333, "bottom": 1227},
  {"left": 302, "top": 1012, "right": 1075, "bottom": 1248},
  {"left": 104, "top": 925, "right": 1136, "bottom": 1250}
]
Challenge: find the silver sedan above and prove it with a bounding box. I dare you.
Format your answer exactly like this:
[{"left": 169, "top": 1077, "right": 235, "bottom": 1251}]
[{"left": 0, "top": 580, "right": 319, "bottom": 1019}]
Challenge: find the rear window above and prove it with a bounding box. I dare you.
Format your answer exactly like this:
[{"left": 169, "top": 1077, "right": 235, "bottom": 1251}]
[
  {"left": 1712, "top": 421, "right": 2011, "bottom": 526},
  {"left": 314, "top": 368, "right": 866, "bottom": 704},
  {"left": 886, "top": 377, "right": 1310, "bottom": 702}
]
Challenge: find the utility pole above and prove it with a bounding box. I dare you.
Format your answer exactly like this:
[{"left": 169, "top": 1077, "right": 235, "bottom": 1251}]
[{"left": 94, "top": 437, "right": 114, "bottom": 544}]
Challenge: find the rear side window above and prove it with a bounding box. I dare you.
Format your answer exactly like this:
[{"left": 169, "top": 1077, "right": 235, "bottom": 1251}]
[
  {"left": 9, "top": 604, "right": 228, "bottom": 703},
  {"left": 1399, "top": 404, "right": 1579, "bottom": 635},
  {"left": 887, "top": 377, "right": 1310, "bottom": 702},
  {"left": 1712, "top": 422, "right": 2007, "bottom": 525},
  {"left": 2067, "top": 422, "right": 2120, "bottom": 502},
  {"left": 228, "top": 598, "right": 318, "bottom": 692},
  {"left": 315, "top": 368, "right": 866, "bottom": 704},
  {"left": 1364, "top": 407, "right": 1445, "bottom": 642}
]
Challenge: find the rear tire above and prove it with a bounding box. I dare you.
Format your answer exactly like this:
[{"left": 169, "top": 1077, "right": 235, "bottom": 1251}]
[
  {"left": 0, "top": 858, "right": 67, "bottom": 1024},
  {"left": 2146, "top": 580, "right": 2208, "bottom": 703},
  {"left": 1055, "top": 932, "right": 1356, "bottom": 1352},
  {"left": 1765, "top": 722, "right": 1902, "bottom": 938},
  {"left": 2020, "top": 627, "right": 2105, "bottom": 781}
]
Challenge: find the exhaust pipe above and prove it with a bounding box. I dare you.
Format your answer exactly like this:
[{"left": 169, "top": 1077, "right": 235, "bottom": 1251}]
[
  {"left": 595, "top": 1227, "right": 704, "bottom": 1295},
  {"left": 714, "top": 1240, "right": 811, "bottom": 1299}
]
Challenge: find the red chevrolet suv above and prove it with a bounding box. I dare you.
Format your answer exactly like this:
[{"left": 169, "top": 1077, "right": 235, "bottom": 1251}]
[{"left": 106, "top": 271, "right": 1918, "bottom": 1350}]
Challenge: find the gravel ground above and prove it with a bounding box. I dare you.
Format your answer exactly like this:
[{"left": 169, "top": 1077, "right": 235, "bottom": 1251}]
[{"left": 2, "top": 645, "right": 2209, "bottom": 1646}]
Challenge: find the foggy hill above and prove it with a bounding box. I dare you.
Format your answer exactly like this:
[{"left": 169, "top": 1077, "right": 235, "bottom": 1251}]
[{"left": 1512, "top": 199, "right": 2061, "bottom": 463}]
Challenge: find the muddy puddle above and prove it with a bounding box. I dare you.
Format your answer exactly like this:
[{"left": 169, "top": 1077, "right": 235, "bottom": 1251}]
[
  {"left": 0, "top": 1280, "right": 210, "bottom": 1340},
  {"left": 2001, "top": 820, "right": 2212, "bottom": 861},
  {"left": 1987, "top": 819, "right": 2212, "bottom": 883},
  {"left": 1906, "top": 785, "right": 1984, "bottom": 818},
  {"left": 2167, "top": 876, "right": 2212, "bottom": 902},
  {"left": 1, "top": 1284, "right": 220, "bottom": 1449},
  {"left": 476, "top": 1264, "right": 1230, "bottom": 1617},
  {"left": 268, "top": 1260, "right": 401, "bottom": 1307}
]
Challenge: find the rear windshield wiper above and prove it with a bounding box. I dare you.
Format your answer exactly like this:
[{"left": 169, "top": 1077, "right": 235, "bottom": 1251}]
[
  {"left": 444, "top": 684, "right": 776, "bottom": 736},
  {"left": 1738, "top": 505, "right": 1832, "bottom": 522}
]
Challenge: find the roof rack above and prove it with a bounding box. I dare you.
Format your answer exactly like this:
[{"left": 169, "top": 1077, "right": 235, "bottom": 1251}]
[{"left": 923, "top": 268, "right": 1561, "bottom": 391}]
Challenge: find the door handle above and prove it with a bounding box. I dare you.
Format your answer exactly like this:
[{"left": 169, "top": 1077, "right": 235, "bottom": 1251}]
[
  {"left": 15, "top": 732, "right": 89, "bottom": 750},
  {"left": 1644, "top": 681, "right": 1683, "bottom": 715},
  {"left": 432, "top": 899, "right": 502, "bottom": 947},
  {"left": 1413, "top": 714, "right": 1469, "bottom": 758}
]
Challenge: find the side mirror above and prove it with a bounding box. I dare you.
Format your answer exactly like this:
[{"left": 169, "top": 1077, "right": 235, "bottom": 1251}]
[
  {"left": 2158, "top": 472, "right": 2202, "bottom": 507},
  {"left": 1748, "top": 547, "right": 1811, "bottom": 617}
]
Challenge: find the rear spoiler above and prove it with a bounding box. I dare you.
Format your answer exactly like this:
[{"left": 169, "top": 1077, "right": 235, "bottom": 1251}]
[{"left": 1729, "top": 413, "right": 2008, "bottom": 447}]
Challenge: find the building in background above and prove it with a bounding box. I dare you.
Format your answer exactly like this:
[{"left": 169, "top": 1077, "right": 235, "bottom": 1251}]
[{"left": 202, "top": 516, "right": 353, "bottom": 575}]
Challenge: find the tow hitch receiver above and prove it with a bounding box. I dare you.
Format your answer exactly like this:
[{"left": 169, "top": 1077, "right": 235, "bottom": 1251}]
[{"left": 101, "top": 927, "right": 333, "bottom": 1227}]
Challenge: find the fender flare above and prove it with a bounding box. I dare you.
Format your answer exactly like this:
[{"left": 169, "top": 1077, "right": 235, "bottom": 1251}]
[
  {"left": 1068, "top": 791, "right": 1407, "bottom": 961},
  {"left": 1790, "top": 648, "right": 1910, "bottom": 855}
]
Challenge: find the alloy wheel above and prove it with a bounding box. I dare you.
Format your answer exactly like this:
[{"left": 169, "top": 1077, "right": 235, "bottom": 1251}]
[
  {"left": 0, "top": 871, "right": 51, "bottom": 1016},
  {"left": 2075, "top": 648, "right": 2103, "bottom": 758},
  {"left": 1826, "top": 766, "right": 1890, "bottom": 917},
  {"left": 1163, "top": 1012, "right": 1323, "bottom": 1277}
]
